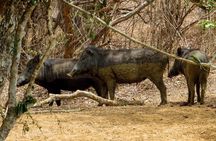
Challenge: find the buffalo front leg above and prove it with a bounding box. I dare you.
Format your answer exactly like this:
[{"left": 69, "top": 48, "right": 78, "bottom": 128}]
[
  {"left": 49, "top": 101, "right": 54, "bottom": 106},
  {"left": 49, "top": 99, "right": 61, "bottom": 106},
  {"left": 48, "top": 91, "right": 61, "bottom": 106},
  {"left": 186, "top": 79, "right": 195, "bottom": 105},
  {"left": 55, "top": 100, "right": 61, "bottom": 106},
  {"left": 106, "top": 80, "right": 116, "bottom": 100},
  {"left": 95, "top": 83, "right": 108, "bottom": 106},
  {"left": 94, "top": 82, "right": 108, "bottom": 99}
]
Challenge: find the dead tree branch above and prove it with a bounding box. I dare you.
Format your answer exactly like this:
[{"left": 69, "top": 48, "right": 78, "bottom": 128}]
[
  {"left": 33, "top": 90, "right": 144, "bottom": 107},
  {"left": 91, "top": 0, "right": 155, "bottom": 45},
  {"left": 111, "top": 0, "right": 154, "bottom": 25}
]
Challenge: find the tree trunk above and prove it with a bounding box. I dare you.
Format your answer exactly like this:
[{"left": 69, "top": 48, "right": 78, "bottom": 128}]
[
  {"left": 0, "top": 1, "right": 15, "bottom": 98},
  {"left": 0, "top": 2, "right": 36, "bottom": 140},
  {"left": 57, "top": 0, "right": 83, "bottom": 58}
]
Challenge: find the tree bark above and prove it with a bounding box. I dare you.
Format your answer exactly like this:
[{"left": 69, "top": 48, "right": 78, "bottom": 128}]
[
  {"left": 0, "top": 0, "right": 15, "bottom": 98},
  {"left": 58, "top": 0, "right": 78, "bottom": 58}
]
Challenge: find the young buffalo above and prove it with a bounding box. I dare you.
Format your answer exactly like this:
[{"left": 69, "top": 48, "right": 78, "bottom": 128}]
[
  {"left": 17, "top": 55, "right": 108, "bottom": 106},
  {"left": 168, "top": 48, "right": 210, "bottom": 105}
]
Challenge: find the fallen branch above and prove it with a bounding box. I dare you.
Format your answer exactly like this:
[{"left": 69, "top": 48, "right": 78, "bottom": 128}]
[{"left": 33, "top": 90, "right": 144, "bottom": 107}]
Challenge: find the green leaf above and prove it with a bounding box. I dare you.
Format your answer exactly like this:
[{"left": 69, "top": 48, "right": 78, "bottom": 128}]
[
  {"left": 199, "top": 20, "right": 216, "bottom": 29},
  {"left": 89, "top": 31, "right": 96, "bottom": 40},
  {"left": 15, "top": 96, "right": 37, "bottom": 116}
]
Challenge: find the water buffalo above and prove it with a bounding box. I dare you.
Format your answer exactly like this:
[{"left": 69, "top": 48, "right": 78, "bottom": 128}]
[
  {"left": 69, "top": 46, "right": 169, "bottom": 105},
  {"left": 17, "top": 55, "right": 108, "bottom": 106},
  {"left": 168, "top": 47, "right": 210, "bottom": 105}
]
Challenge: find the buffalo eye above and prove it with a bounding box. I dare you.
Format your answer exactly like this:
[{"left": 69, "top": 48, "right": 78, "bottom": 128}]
[{"left": 86, "top": 49, "right": 94, "bottom": 56}]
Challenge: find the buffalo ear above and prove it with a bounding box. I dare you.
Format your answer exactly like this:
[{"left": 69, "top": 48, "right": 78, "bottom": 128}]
[
  {"left": 86, "top": 48, "right": 94, "bottom": 56},
  {"left": 177, "top": 48, "right": 182, "bottom": 56}
]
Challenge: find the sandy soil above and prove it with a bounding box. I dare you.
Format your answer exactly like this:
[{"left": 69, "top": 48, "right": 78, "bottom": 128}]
[
  {"left": 2, "top": 69, "right": 216, "bottom": 141},
  {"left": 6, "top": 105, "right": 216, "bottom": 141}
]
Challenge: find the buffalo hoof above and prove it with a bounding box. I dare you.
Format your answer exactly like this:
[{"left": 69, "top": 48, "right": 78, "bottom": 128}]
[
  {"left": 98, "top": 103, "right": 103, "bottom": 106},
  {"left": 159, "top": 101, "right": 167, "bottom": 105},
  {"left": 98, "top": 103, "right": 108, "bottom": 106},
  {"left": 180, "top": 102, "right": 193, "bottom": 106}
]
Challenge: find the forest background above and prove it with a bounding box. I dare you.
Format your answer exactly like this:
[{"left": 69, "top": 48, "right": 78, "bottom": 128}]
[{"left": 0, "top": 0, "right": 215, "bottom": 140}]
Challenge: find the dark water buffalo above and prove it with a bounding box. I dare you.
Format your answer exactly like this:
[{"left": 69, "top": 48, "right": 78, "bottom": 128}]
[
  {"left": 70, "top": 46, "right": 169, "bottom": 105},
  {"left": 168, "top": 48, "right": 210, "bottom": 105},
  {"left": 17, "top": 55, "right": 108, "bottom": 106}
]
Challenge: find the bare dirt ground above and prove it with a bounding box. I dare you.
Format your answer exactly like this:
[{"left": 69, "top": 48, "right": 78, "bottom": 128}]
[{"left": 2, "top": 69, "right": 216, "bottom": 141}]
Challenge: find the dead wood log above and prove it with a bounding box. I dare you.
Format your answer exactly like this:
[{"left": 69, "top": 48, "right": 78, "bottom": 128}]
[{"left": 33, "top": 90, "right": 144, "bottom": 107}]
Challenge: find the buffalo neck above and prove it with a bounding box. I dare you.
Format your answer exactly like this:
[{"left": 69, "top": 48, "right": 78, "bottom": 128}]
[{"left": 36, "top": 59, "right": 75, "bottom": 82}]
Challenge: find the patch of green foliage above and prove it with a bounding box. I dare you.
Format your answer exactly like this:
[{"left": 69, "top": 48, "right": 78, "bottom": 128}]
[
  {"left": 28, "top": 0, "right": 49, "bottom": 5},
  {"left": 203, "top": 0, "right": 216, "bottom": 10},
  {"left": 28, "top": 0, "right": 38, "bottom": 5},
  {"left": 199, "top": 20, "right": 216, "bottom": 30},
  {"left": 89, "top": 31, "right": 97, "bottom": 40},
  {"left": 15, "top": 95, "right": 37, "bottom": 116}
]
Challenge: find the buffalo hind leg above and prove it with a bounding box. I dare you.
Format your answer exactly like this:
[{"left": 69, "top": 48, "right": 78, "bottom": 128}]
[
  {"left": 107, "top": 80, "right": 116, "bottom": 100},
  {"left": 187, "top": 79, "right": 195, "bottom": 106},
  {"left": 200, "top": 74, "right": 208, "bottom": 104},
  {"left": 150, "top": 77, "right": 167, "bottom": 105},
  {"left": 196, "top": 82, "right": 201, "bottom": 103}
]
